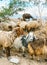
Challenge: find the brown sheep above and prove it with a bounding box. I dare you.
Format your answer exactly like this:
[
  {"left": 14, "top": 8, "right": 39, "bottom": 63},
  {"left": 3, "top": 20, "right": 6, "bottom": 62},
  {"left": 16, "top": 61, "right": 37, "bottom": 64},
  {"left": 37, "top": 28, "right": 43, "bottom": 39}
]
[
  {"left": 28, "top": 34, "right": 47, "bottom": 56},
  {"left": 34, "top": 31, "right": 47, "bottom": 56},
  {"left": 0, "top": 29, "right": 17, "bottom": 57},
  {"left": 35, "top": 39, "right": 47, "bottom": 56},
  {"left": 25, "top": 21, "right": 41, "bottom": 32},
  {"left": 13, "top": 27, "right": 27, "bottom": 37},
  {"left": 22, "top": 13, "right": 34, "bottom": 21},
  {"left": 28, "top": 43, "right": 34, "bottom": 56}
]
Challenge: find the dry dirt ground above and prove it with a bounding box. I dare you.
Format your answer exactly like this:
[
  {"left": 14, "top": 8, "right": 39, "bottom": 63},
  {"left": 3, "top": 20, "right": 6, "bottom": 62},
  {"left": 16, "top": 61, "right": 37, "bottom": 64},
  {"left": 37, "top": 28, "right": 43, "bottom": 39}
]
[
  {"left": 0, "top": 56, "right": 47, "bottom": 65},
  {"left": 0, "top": 48, "right": 47, "bottom": 65}
]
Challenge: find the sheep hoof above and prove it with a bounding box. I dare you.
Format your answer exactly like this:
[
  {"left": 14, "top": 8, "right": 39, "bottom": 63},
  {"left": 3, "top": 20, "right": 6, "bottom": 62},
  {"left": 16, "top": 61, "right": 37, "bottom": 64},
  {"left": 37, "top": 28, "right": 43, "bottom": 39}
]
[{"left": 22, "top": 53, "right": 26, "bottom": 57}]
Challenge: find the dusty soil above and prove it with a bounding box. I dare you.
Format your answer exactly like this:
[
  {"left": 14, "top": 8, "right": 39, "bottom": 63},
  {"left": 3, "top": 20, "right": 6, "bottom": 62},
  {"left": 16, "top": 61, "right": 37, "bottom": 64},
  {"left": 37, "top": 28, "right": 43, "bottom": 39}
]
[
  {"left": 0, "top": 47, "right": 47, "bottom": 65},
  {"left": 0, "top": 56, "right": 47, "bottom": 65},
  {"left": 0, "top": 49, "right": 47, "bottom": 65}
]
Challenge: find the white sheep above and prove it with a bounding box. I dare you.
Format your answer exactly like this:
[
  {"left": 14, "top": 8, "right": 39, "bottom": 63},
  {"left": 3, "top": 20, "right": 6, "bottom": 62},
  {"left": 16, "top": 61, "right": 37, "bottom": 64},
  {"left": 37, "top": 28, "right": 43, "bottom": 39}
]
[
  {"left": 13, "top": 36, "right": 26, "bottom": 52},
  {"left": 13, "top": 32, "right": 36, "bottom": 53}
]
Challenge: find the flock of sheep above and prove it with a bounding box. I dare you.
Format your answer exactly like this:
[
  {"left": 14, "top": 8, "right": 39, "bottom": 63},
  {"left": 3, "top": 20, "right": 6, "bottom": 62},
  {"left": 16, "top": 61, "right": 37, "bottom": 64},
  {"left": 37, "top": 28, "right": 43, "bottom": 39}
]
[{"left": 0, "top": 13, "right": 47, "bottom": 60}]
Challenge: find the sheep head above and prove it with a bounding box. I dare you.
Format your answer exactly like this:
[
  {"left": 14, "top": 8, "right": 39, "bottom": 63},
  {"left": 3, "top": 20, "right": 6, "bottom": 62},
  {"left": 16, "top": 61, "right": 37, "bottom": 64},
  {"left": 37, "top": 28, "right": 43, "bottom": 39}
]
[{"left": 13, "top": 27, "right": 24, "bottom": 37}]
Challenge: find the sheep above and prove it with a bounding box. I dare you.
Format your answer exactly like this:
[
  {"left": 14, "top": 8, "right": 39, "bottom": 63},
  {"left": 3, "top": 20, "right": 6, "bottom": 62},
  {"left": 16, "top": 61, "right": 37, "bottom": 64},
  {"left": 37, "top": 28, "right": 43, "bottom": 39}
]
[
  {"left": 13, "top": 36, "right": 26, "bottom": 53},
  {"left": 25, "top": 21, "right": 41, "bottom": 32},
  {"left": 13, "top": 32, "right": 36, "bottom": 53},
  {"left": 13, "top": 27, "right": 27, "bottom": 37},
  {"left": 35, "top": 39, "right": 47, "bottom": 56},
  {"left": 21, "top": 32, "right": 36, "bottom": 48},
  {"left": 34, "top": 29, "right": 47, "bottom": 40},
  {"left": 0, "top": 21, "right": 17, "bottom": 31},
  {"left": 0, "top": 27, "right": 27, "bottom": 57},
  {"left": 0, "top": 29, "right": 17, "bottom": 57},
  {"left": 34, "top": 30, "right": 47, "bottom": 56},
  {"left": 22, "top": 13, "right": 34, "bottom": 21},
  {"left": 0, "top": 22, "right": 12, "bottom": 31},
  {"left": 28, "top": 33, "right": 47, "bottom": 56},
  {"left": 27, "top": 38, "right": 43, "bottom": 56},
  {"left": 7, "top": 21, "right": 18, "bottom": 29}
]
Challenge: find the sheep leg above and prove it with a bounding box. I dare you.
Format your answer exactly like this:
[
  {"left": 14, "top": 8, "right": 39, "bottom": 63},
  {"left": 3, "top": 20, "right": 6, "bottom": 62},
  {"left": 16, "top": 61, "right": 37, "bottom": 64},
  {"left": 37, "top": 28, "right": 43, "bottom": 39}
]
[
  {"left": 21, "top": 47, "right": 26, "bottom": 57},
  {"left": 3, "top": 47, "right": 6, "bottom": 53},
  {"left": 5, "top": 47, "right": 10, "bottom": 57}
]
